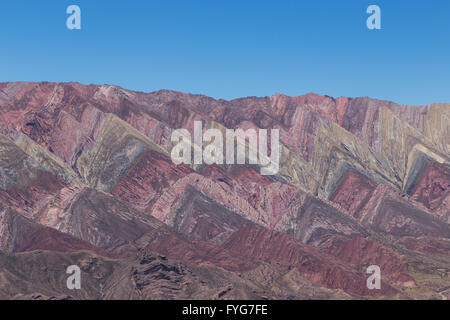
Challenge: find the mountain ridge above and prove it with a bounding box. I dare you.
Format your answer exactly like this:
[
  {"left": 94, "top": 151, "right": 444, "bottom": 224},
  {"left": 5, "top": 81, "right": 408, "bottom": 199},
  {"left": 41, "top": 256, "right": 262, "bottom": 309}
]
[{"left": 0, "top": 81, "right": 448, "bottom": 300}]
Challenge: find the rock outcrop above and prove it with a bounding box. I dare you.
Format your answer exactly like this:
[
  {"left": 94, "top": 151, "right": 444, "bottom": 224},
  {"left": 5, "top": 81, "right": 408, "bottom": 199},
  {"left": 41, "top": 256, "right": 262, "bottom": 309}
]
[{"left": 0, "top": 81, "right": 448, "bottom": 300}]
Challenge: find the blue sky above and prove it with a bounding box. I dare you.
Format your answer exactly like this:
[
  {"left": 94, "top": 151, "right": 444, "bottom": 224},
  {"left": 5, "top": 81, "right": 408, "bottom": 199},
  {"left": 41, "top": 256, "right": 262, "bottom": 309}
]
[{"left": 0, "top": 0, "right": 449, "bottom": 105}]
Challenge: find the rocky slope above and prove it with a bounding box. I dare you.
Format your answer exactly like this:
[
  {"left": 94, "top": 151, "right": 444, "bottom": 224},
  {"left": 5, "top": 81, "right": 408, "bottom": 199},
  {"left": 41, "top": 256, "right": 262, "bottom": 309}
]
[{"left": 0, "top": 81, "right": 448, "bottom": 300}]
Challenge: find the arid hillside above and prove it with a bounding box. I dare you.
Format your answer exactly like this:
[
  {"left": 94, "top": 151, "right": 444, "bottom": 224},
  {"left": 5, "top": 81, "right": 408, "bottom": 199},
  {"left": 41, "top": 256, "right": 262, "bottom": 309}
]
[{"left": 0, "top": 82, "right": 448, "bottom": 299}]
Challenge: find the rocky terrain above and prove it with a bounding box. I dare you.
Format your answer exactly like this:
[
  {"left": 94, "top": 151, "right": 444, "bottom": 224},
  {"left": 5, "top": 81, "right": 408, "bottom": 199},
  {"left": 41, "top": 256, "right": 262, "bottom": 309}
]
[{"left": 0, "top": 81, "right": 448, "bottom": 300}]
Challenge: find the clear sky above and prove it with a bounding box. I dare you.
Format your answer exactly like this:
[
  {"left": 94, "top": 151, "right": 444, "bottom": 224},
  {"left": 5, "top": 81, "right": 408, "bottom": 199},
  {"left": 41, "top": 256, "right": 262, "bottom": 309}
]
[{"left": 1, "top": 0, "right": 449, "bottom": 105}]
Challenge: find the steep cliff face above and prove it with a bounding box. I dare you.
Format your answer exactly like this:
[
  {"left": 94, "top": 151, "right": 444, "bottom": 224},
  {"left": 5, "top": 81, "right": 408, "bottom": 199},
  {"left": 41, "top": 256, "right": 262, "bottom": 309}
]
[{"left": 0, "top": 81, "right": 448, "bottom": 300}]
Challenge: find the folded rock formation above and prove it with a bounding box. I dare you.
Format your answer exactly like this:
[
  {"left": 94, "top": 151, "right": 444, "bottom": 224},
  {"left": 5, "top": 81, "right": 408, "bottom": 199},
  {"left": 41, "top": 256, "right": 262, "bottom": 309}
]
[{"left": 0, "top": 82, "right": 448, "bottom": 300}]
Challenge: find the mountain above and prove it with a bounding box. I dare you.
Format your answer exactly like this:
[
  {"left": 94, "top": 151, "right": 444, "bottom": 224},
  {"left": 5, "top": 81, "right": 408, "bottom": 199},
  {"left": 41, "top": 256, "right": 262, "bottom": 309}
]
[{"left": 0, "top": 81, "right": 448, "bottom": 300}]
